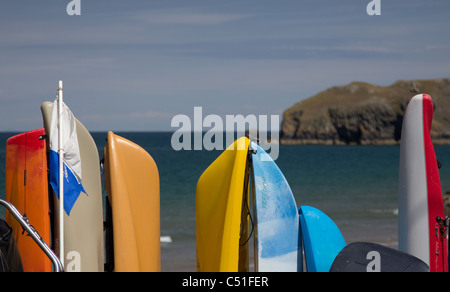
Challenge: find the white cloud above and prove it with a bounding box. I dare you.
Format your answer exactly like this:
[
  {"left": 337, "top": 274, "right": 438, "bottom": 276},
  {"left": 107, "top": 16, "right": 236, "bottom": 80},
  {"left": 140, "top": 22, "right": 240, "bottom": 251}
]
[{"left": 132, "top": 10, "right": 248, "bottom": 25}]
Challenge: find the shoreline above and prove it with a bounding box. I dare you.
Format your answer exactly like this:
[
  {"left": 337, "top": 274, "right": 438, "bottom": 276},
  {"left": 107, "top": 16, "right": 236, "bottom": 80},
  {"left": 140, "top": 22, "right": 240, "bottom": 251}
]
[{"left": 280, "top": 138, "right": 450, "bottom": 146}]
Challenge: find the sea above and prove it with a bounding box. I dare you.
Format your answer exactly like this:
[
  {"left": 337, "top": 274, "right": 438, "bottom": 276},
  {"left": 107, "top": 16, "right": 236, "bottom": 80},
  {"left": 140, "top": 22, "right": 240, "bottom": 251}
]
[{"left": 1, "top": 131, "right": 450, "bottom": 272}]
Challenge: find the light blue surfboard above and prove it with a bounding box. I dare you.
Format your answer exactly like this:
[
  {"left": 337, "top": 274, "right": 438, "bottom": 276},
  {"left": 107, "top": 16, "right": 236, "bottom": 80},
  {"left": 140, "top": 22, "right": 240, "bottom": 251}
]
[
  {"left": 299, "top": 206, "right": 346, "bottom": 272},
  {"left": 251, "top": 142, "right": 300, "bottom": 272}
]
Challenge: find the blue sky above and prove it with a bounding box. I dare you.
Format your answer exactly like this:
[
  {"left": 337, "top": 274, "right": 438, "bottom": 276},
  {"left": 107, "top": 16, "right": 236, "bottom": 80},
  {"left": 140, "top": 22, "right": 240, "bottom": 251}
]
[{"left": 0, "top": 0, "right": 449, "bottom": 131}]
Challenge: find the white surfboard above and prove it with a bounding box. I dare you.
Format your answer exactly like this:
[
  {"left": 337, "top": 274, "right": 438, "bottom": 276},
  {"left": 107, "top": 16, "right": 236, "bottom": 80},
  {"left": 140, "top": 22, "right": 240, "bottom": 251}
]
[{"left": 398, "top": 94, "right": 448, "bottom": 272}]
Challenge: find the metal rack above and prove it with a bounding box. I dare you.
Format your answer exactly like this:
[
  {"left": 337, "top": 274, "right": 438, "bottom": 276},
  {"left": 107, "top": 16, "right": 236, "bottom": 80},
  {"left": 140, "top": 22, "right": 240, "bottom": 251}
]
[{"left": 0, "top": 198, "right": 64, "bottom": 272}]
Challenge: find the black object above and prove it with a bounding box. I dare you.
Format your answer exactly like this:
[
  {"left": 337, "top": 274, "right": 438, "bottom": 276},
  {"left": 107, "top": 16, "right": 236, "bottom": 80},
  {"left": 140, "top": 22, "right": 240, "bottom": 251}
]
[
  {"left": 330, "top": 242, "right": 429, "bottom": 272},
  {"left": 104, "top": 197, "right": 114, "bottom": 272},
  {"left": 0, "top": 219, "right": 23, "bottom": 272}
]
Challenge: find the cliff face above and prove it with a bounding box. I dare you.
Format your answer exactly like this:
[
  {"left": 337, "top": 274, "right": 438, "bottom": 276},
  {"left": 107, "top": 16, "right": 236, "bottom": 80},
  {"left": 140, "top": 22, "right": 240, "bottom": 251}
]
[{"left": 281, "top": 78, "right": 450, "bottom": 145}]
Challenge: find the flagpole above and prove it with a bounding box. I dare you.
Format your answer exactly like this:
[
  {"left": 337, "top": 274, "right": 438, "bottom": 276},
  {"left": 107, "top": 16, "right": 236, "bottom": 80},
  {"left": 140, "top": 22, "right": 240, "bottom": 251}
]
[{"left": 58, "top": 80, "right": 65, "bottom": 267}]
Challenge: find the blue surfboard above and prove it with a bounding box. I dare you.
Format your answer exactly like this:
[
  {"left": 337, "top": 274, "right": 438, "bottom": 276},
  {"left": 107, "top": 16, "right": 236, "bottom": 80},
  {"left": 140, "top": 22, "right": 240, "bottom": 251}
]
[
  {"left": 299, "top": 206, "right": 346, "bottom": 272},
  {"left": 251, "top": 142, "right": 300, "bottom": 272}
]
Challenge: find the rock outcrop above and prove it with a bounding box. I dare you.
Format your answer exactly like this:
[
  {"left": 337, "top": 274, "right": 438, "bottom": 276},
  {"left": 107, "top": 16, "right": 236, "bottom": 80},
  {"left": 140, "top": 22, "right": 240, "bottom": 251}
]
[{"left": 281, "top": 78, "right": 450, "bottom": 145}]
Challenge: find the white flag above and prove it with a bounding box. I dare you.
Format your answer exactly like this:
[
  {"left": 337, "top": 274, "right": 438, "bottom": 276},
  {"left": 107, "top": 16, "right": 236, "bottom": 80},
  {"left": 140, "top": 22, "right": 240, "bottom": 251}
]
[{"left": 49, "top": 99, "right": 86, "bottom": 215}]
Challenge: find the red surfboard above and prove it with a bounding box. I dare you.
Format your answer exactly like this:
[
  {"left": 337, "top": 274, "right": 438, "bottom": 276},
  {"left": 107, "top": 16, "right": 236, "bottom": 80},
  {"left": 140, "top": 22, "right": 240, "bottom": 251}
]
[
  {"left": 5, "top": 129, "right": 52, "bottom": 272},
  {"left": 398, "top": 94, "right": 448, "bottom": 272}
]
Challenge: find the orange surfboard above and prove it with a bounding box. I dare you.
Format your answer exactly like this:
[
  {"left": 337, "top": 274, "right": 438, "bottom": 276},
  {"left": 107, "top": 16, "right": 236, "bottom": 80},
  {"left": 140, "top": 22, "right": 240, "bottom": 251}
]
[
  {"left": 5, "top": 128, "right": 52, "bottom": 272},
  {"left": 104, "top": 131, "right": 161, "bottom": 272}
]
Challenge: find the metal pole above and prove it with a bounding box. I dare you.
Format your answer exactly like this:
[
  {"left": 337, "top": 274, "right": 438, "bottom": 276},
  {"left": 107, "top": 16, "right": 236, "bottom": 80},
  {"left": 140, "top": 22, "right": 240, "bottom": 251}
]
[
  {"left": 58, "top": 80, "right": 65, "bottom": 267},
  {"left": 0, "top": 199, "right": 64, "bottom": 272}
]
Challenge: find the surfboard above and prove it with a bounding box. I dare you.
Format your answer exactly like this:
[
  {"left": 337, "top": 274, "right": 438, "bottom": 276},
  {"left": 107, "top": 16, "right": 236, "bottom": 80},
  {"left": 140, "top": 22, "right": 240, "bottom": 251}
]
[
  {"left": 330, "top": 242, "right": 429, "bottom": 272},
  {"left": 41, "top": 101, "right": 104, "bottom": 272},
  {"left": 299, "top": 206, "right": 346, "bottom": 272},
  {"left": 103, "top": 131, "right": 161, "bottom": 272},
  {"left": 5, "top": 129, "right": 52, "bottom": 272},
  {"left": 398, "top": 94, "right": 448, "bottom": 272},
  {"left": 251, "top": 141, "right": 300, "bottom": 272},
  {"left": 196, "top": 137, "right": 250, "bottom": 272}
]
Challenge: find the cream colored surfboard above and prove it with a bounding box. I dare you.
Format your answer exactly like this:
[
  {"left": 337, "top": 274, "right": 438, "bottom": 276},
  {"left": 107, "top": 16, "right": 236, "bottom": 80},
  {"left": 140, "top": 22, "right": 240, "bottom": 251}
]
[{"left": 41, "top": 101, "right": 104, "bottom": 272}]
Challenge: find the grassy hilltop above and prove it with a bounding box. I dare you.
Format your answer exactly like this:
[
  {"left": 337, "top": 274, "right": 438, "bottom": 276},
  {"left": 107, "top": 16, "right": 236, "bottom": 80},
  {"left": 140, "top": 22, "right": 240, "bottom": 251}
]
[{"left": 281, "top": 78, "right": 450, "bottom": 145}]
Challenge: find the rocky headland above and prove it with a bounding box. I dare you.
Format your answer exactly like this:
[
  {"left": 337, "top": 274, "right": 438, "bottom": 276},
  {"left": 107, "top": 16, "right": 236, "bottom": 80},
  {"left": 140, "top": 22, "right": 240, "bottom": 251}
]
[{"left": 281, "top": 78, "right": 450, "bottom": 145}]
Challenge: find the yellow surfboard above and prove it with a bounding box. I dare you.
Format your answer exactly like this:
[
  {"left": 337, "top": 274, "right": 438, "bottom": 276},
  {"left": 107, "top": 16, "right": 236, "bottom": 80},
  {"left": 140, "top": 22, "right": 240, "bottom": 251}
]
[
  {"left": 196, "top": 137, "right": 250, "bottom": 272},
  {"left": 104, "top": 132, "right": 161, "bottom": 272}
]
